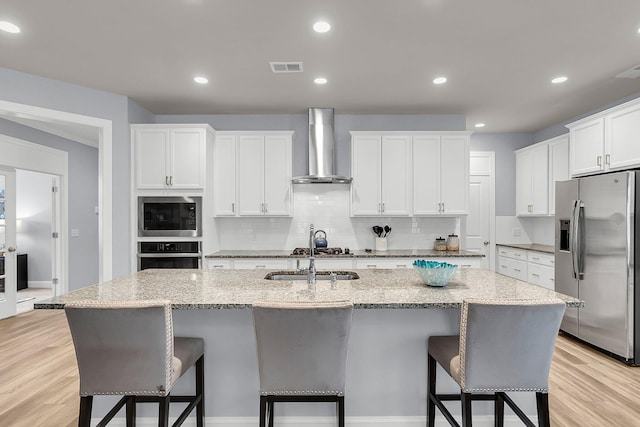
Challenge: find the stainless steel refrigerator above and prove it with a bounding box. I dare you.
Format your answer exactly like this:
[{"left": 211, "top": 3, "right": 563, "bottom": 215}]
[{"left": 555, "top": 171, "right": 639, "bottom": 364}]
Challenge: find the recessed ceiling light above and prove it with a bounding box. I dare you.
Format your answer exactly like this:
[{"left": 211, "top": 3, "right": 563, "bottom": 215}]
[
  {"left": 551, "top": 76, "right": 568, "bottom": 84},
  {"left": 314, "top": 77, "right": 328, "bottom": 85},
  {"left": 474, "top": 123, "right": 486, "bottom": 128},
  {"left": 313, "top": 21, "right": 331, "bottom": 33},
  {"left": 0, "top": 21, "right": 20, "bottom": 34},
  {"left": 433, "top": 77, "right": 447, "bottom": 85},
  {"left": 194, "top": 76, "right": 208, "bottom": 84}
]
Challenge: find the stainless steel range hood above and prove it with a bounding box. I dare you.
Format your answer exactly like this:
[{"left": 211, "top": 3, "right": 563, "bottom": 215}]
[{"left": 292, "top": 108, "right": 352, "bottom": 184}]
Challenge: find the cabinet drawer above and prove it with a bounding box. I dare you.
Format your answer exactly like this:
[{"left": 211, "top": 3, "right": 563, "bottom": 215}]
[
  {"left": 497, "top": 247, "right": 527, "bottom": 261},
  {"left": 497, "top": 256, "right": 527, "bottom": 281},
  {"left": 527, "top": 252, "right": 554, "bottom": 267},
  {"left": 527, "top": 263, "right": 554, "bottom": 290},
  {"left": 310, "top": 259, "right": 355, "bottom": 271},
  {"left": 207, "top": 259, "right": 232, "bottom": 270},
  {"left": 233, "top": 259, "right": 291, "bottom": 270},
  {"left": 355, "top": 258, "right": 413, "bottom": 269}
]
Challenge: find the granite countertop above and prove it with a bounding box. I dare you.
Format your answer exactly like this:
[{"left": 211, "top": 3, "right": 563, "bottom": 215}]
[
  {"left": 35, "top": 268, "right": 581, "bottom": 310},
  {"left": 496, "top": 243, "right": 554, "bottom": 254},
  {"left": 205, "top": 249, "right": 483, "bottom": 259}
]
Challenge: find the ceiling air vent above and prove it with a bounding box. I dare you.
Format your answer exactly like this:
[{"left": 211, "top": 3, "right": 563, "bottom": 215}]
[
  {"left": 616, "top": 65, "right": 640, "bottom": 79},
  {"left": 270, "top": 62, "right": 303, "bottom": 73}
]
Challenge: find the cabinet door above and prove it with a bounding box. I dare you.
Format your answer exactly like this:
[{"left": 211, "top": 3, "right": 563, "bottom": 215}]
[
  {"left": 569, "top": 117, "right": 604, "bottom": 176},
  {"left": 440, "top": 135, "right": 469, "bottom": 215},
  {"left": 548, "top": 136, "right": 569, "bottom": 215},
  {"left": 351, "top": 135, "right": 381, "bottom": 216},
  {"left": 170, "top": 129, "right": 205, "bottom": 189},
  {"left": 515, "top": 149, "right": 533, "bottom": 216},
  {"left": 213, "top": 135, "right": 237, "bottom": 216},
  {"left": 237, "top": 135, "right": 265, "bottom": 215},
  {"left": 412, "top": 135, "right": 441, "bottom": 215},
  {"left": 380, "top": 135, "right": 411, "bottom": 216},
  {"left": 607, "top": 103, "right": 640, "bottom": 171},
  {"left": 263, "top": 134, "right": 292, "bottom": 216},
  {"left": 135, "top": 129, "right": 169, "bottom": 189},
  {"left": 530, "top": 144, "right": 549, "bottom": 215}
]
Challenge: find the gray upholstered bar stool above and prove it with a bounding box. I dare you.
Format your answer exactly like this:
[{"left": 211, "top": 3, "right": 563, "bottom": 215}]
[
  {"left": 252, "top": 300, "right": 354, "bottom": 427},
  {"left": 427, "top": 298, "right": 566, "bottom": 427},
  {"left": 64, "top": 300, "right": 205, "bottom": 427}
]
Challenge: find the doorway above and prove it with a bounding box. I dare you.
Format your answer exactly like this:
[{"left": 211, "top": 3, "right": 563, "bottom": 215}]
[{"left": 468, "top": 152, "right": 496, "bottom": 271}]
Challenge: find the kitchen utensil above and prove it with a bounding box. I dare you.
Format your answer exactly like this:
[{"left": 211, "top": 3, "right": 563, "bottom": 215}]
[
  {"left": 412, "top": 260, "right": 458, "bottom": 287},
  {"left": 446, "top": 234, "right": 460, "bottom": 251},
  {"left": 384, "top": 225, "right": 391, "bottom": 237},
  {"left": 372, "top": 225, "right": 383, "bottom": 237},
  {"left": 313, "top": 230, "right": 328, "bottom": 248}
]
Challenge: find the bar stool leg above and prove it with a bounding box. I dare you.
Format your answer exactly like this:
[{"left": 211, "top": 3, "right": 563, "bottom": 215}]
[
  {"left": 268, "top": 399, "right": 274, "bottom": 427},
  {"left": 427, "top": 354, "right": 436, "bottom": 427},
  {"left": 78, "top": 396, "right": 93, "bottom": 427},
  {"left": 126, "top": 396, "right": 136, "bottom": 427},
  {"left": 337, "top": 396, "right": 345, "bottom": 427},
  {"left": 461, "top": 392, "right": 473, "bottom": 427},
  {"left": 259, "top": 396, "right": 267, "bottom": 427},
  {"left": 494, "top": 392, "right": 504, "bottom": 427},
  {"left": 158, "top": 395, "right": 170, "bottom": 427},
  {"left": 536, "top": 392, "right": 550, "bottom": 427},
  {"left": 196, "top": 356, "right": 205, "bottom": 427}
]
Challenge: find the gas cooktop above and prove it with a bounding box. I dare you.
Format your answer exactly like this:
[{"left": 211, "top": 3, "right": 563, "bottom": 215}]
[{"left": 291, "top": 247, "right": 351, "bottom": 256}]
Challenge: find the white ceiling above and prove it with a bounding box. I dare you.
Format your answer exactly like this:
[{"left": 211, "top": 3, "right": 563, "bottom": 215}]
[{"left": 2, "top": 0, "right": 640, "bottom": 133}]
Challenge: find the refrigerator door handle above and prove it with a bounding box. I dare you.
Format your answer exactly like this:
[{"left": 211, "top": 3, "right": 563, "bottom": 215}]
[{"left": 571, "top": 200, "right": 585, "bottom": 280}]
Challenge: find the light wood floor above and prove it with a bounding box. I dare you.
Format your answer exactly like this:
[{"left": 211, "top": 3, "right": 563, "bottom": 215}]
[{"left": 1, "top": 310, "right": 639, "bottom": 426}]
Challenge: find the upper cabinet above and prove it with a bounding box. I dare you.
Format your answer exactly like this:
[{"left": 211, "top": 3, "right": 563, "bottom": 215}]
[
  {"left": 214, "top": 131, "right": 293, "bottom": 217},
  {"left": 133, "top": 125, "right": 212, "bottom": 190},
  {"left": 350, "top": 131, "right": 471, "bottom": 217},
  {"left": 350, "top": 133, "right": 412, "bottom": 216},
  {"left": 515, "top": 134, "right": 568, "bottom": 217},
  {"left": 413, "top": 134, "right": 470, "bottom": 216},
  {"left": 567, "top": 98, "right": 640, "bottom": 177}
]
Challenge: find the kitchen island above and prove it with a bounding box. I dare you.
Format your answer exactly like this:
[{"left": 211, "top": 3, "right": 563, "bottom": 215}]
[{"left": 36, "top": 268, "right": 581, "bottom": 425}]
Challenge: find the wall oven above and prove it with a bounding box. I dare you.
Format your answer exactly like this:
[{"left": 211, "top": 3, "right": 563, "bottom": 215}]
[
  {"left": 138, "top": 241, "right": 201, "bottom": 271},
  {"left": 138, "top": 196, "right": 202, "bottom": 237}
]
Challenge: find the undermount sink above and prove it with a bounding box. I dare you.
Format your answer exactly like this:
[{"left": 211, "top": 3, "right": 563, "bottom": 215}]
[{"left": 264, "top": 271, "right": 360, "bottom": 281}]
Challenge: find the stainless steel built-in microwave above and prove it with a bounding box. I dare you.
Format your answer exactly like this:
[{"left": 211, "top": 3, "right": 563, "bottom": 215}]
[{"left": 138, "top": 196, "right": 202, "bottom": 237}]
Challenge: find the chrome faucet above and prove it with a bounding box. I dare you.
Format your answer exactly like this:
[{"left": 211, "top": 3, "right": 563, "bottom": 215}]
[{"left": 307, "top": 224, "right": 316, "bottom": 284}]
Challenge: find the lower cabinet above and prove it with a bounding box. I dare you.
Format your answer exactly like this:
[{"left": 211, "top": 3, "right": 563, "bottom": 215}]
[
  {"left": 207, "top": 257, "right": 482, "bottom": 270},
  {"left": 497, "top": 247, "right": 555, "bottom": 290}
]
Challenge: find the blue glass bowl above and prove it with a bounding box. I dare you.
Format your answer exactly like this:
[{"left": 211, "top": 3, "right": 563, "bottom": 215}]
[{"left": 412, "top": 260, "right": 458, "bottom": 287}]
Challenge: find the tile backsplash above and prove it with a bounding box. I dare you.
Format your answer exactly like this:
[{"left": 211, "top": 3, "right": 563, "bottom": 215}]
[{"left": 213, "top": 184, "right": 460, "bottom": 251}]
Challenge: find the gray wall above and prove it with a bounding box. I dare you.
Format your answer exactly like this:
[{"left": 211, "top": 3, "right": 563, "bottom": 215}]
[
  {"left": 157, "top": 113, "right": 466, "bottom": 177},
  {"left": 470, "top": 133, "right": 534, "bottom": 216},
  {"left": 0, "top": 118, "right": 99, "bottom": 290},
  {"left": 0, "top": 66, "right": 158, "bottom": 285}
]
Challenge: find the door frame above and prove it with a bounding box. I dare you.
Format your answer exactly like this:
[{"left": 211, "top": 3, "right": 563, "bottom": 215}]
[
  {"left": 470, "top": 151, "right": 496, "bottom": 271},
  {"left": 0, "top": 99, "right": 112, "bottom": 283}
]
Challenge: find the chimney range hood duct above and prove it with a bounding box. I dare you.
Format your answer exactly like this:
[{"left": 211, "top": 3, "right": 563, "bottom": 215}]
[{"left": 292, "top": 108, "right": 352, "bottom": 184}]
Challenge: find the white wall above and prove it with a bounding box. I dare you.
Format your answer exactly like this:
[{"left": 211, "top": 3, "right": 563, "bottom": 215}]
[
  {"left": 495, "top": 216, "right": 554, "bottom": 246},
  {"left": 214, "top": 184, "right": 460, "bottom": 251},
  {"left": 16, "top": 170, "right": 52, "bottom": 283}
]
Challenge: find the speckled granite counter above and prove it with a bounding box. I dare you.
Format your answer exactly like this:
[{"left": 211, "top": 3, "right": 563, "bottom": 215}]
[
  {"left": 496, "top": 243, "right": 554, "bottom": 254},
  {"left": 205, "top": 249, "right": 483, "bottom": 258},
  {"left": 35, "top": 268, "right": 580, "bottom": 310}
]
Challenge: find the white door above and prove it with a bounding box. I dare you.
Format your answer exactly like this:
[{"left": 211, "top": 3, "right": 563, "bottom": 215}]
[
  {"left": 0, "top": 168, "right": 17, "bottom": 319},
  {"left": 468, "top": 152, "right": 496, "bottom": 271}
]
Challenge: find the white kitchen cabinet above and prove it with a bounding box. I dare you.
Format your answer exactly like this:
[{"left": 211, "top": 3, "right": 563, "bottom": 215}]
[
  {"left": 233, "top": 132, "right": 292, "bottom": 216},
  {"left": 233, "top": 259, "right": 291, "bottom": 270},
  {"left": 548, "top": 135, "right": 569, "bottom": 215},
  {"left": 568, "top": 98, "right": 640, "bottom": 177},
  {"left": 207, "top": 259, "right": 232, "bottom": 269},
  {"left": 527, "top": 252, "right": 555, "bottom": 290},
  {"left": 496, "top": 247, "right": 528, "bottom": 281},
  {"left": 212, "top": 134, "right": 237, "bottom": 216},
  {"left": 312, "top": 259, "right": 355, "bottom": 270},
  {"left": 355, "top": 257, "right": 480, "bottom": 269},
  {"left": 133, "top": 125, "right": 210, "bottom": 190},
  {"left": 515, "top": 143, "right": 549, "bottom": 216},
  {"left": 350, "top": 134, "right": 412, "bottom": 216},
  {"left": 413, "top": 134, "right": 470, "bottom": 216}
]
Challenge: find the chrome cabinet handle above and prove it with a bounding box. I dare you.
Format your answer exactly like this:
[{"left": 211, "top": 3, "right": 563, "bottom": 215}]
[
  {"left": 532, "top": 273, "right": 540, "bottom": 277},
  {"left": 7, "top": 246, "right": 16, "bottom": 252},
  {"left": 169, "top": 176, "right": 173, "bottom": 186},
  {"left": 165, "top": 176, "right": 169, "bottom": 186},
  {"left": 605, "top": 154, "right": 610, "bottom": 165},
  {"left": 366, "top": 264, "right": 377, "bottom": 268},
  {"left": 483, "top": 241, "right": 490, "bottom": 245},
  {"left": 597, "top": 155, "right": 602, "bottom": 167},
  {"left": 382, "top": 202, "right": 385, "bottom": 213},
  {"left": 264, "top": 203, "right": 268, "bottom": 213},
  {"left": 232, "top": 202, "right": 235, "bottom": 213}
]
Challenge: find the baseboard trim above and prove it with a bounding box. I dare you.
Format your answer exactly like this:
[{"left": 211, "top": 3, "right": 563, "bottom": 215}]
[
  {"left": 95, "top": 415, "right": 537, "bottom": 426},
  {"left": 27, "top": 281, "right": 51, "bottom": 289}
]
